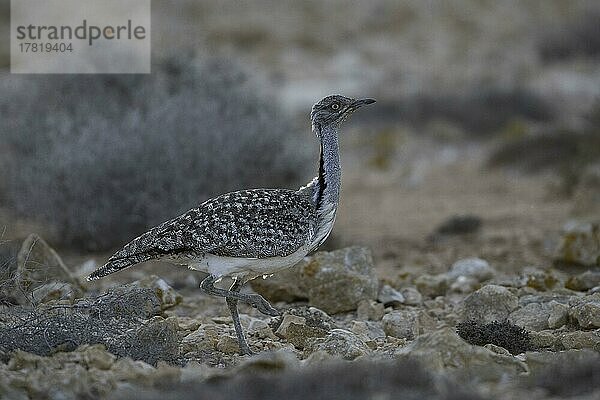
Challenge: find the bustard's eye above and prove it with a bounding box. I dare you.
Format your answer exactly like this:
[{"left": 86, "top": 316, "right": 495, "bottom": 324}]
[{"left": 331, "top": 103, "right": 340, "bottom": 110}]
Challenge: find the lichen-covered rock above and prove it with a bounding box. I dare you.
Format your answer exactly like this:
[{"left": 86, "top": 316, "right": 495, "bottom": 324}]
[
  {"left": 547, "top": 301, "right": 569, "bottom": 329},
  {"left": 382, "top": 310, "right": 419, "bottom": 340},
  {"left": 275, "top": 314, "right": 307, "bottom": 338},
  {"left": 273, "top": 308, "right": 332, "bottom": 349},
  {"left": 569, "top": 293, "right": 600, "bottom": 329},
  {"left": 377, "top": 285, "right": 405, "bottom": 306},
  {"left": 181, "top": 325, "right": 219, "bottom": 353},
  {"left": 271, "top": 306, "right": 335, "bottom": 332},
  {"left": 395, "top": 328, "right": 528, "bottom": 377},
  {"left": 286, "top": 323, "right": 328, "bottom": 350},
  {"left": 350, "top": 321, "right": 386, "bottom": 342},
  {"left": 306, "top": 329, "right": 371, "bottom": 360},
  {"left": 132, "top": 275, "right": 182, "bottom": 311},
  {"left": 509, "top": 303, "right": 550, "bottom": 331},
  {"left": 554, "top": 220, "right": 600, "bottom": 267},
  {"left": 529, "top": 331, "right": 559, "bottom": 350},
  {"left": 462, "top": 285, "right": 518, "bottom": 323},
  {"left": 251, "top": 247, "right": 378, "bottom": 314},
  {"left": 300, "top": 247, "right": 378, "bottom": 314},
  {"left": 216, "top": 335, "right": 240, "bottom": 354},
  {"left": 558, "top": 330, "right": 600, "bottom": 351}
]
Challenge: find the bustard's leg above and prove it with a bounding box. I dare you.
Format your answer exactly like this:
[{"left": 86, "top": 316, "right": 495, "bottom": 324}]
[
  {"left": 199, "top": 275, "right": 280, "bottom": 316},
  {"left": 226, "top": 280, "right": 252, "bottom": 355}
]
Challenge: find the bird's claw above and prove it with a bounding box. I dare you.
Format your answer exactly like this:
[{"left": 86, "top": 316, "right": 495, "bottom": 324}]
[{"left": 251, "top": 295, "right": 280, "bottom": 317}]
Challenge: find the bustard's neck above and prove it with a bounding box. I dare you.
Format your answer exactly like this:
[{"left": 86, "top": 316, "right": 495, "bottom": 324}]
[{"left": 313, "top": 124, "right": 341, "bottom": 211}]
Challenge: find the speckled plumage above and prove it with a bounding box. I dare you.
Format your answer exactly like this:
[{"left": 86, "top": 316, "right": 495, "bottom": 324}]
[
  {"left": 88, "top": 189, "right": 318, "bottom": 280},
  {"left": 87, "top": 95, "right": 375, "bottom": 284}
]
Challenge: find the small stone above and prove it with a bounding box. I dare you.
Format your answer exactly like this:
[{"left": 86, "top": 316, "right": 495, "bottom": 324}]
[
  {"left": 395, "top": 328, "right": 528, "bottom": 376},
  {"left": 448, "top": 258, "right": 494, "bottom": 282},
  {"left": 377, "top": 285, "right": 405, "bottom": 306},
  {"left": 529, "top": 330, "right": 559, "bottom": 349},
  {"left": 356, "top": 300, "right": 384, "bottom": 321},
  {"left": 286, "top": 323, "right": 327, "bottom": 349},
  {"left": 569, "top": 294, "right": 600, "bottom": 328},
  {"left": 484, "top": 343, "right": 511, "bottom": 356},
  {"left": 275, "top": 314, "right": 307, "bottom": 338},
  {"left": 350, "top": 320, "right": 386, "bottom": 342},
  {"left": 462, "top": 285, "right": 518, "bottom": 323},
  {"left": 306, "top": 329, "right": 370, "bottom": 360},
  {"left": 273, "top": 306, "right": 335, "bottom": 332},
  {"left": 273, "top": 309, "right": 331, "bottom": 349},
  {"left": 382, "top": 310, "right": 419, "bottom": 340},
  {"left": 559, "top": 330, "right": 600, "bottom": 351},
  {"left": 509, "top": 303, "right": 549, "bottom": 331},
  {"left": 301, "top": 247, "right": 379, "bottom": 314},
  {"left": 252, "top": 247, "right": 378, "bottom": 314},
  {"left": 565, "top": 270, "right": 600, "bottom": 291},
  {"left": 81, "top": 345, "right": 116, "bottom": 370},
  {"left": 181, "top": 326, "right": 218, "bottom": 353},
  {"left": 110, "top": 357, "right": 155, "bottom": 382},
  {"left": 216, "top": 335, "right": 240, "bottom": 354},
  {"left": 553, "top": 220, "right": 600, "bottom": 267},
  {"left": 132, "top": 275, "right": 182, "bottom": 311},
  {"left": 400, "top": 287, "right": 423, "bottom": 306},
  {"left": 176, "top": 317, "right": 202, "bottom": 332},
  {"left": 415, "top": 274, "right": 448, "bottom": 298},
  {"left": 547, "top": 301, "right": 569, "bottom": 329}
]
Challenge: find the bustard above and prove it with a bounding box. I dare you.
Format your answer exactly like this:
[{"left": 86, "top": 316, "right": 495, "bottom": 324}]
[{"left": 87, "top": 94, "right": 375, "bottom": 355}]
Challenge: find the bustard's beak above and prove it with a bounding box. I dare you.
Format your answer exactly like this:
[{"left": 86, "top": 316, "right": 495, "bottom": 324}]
[{"left": 351, "top": 98, "right": 376, "bottom": 109}]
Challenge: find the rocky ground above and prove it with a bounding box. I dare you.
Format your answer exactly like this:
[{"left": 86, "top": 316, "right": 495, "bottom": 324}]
[
  {"left": 0, "top": 210, "right": 598, "bottom": 399},
  {"left": 1, "top": 2, "right": 599, "bottom": 397}
]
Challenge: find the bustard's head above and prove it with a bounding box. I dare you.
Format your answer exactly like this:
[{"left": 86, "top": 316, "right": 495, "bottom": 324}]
[{"left": 311, "top": 95, "right": 375, "bottom": 133}]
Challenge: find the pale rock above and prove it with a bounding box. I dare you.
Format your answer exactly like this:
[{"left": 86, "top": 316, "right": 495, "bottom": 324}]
[{"left": 463, "top": 285, "right": 518, "bottom": 323}]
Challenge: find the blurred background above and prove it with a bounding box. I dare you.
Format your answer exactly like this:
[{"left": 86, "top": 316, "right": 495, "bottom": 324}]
[{"left": 1, "top": 0, "right": 599, "bottom": 277}]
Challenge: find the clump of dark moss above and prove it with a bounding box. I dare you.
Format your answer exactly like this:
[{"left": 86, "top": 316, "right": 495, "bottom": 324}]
[{"left": 456, "top": 320, "right": 531, "bottom": 355}]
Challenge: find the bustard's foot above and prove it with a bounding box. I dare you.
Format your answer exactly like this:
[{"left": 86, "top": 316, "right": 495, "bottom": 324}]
[
  {"left": 238, "top": 341, "right": 254, "bottom": 356},
  {"left": 250, "top": 294, "right": 280, "bottom": 317}
]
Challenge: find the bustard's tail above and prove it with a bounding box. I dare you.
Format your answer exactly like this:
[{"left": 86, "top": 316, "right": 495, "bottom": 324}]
[{"left": 86, "top": 254, "right": 154, "bottom": 281}]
